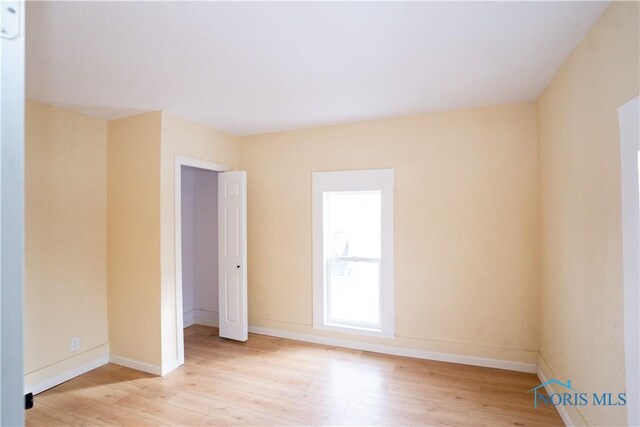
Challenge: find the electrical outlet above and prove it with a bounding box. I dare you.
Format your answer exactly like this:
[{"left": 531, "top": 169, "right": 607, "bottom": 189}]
[{"left": 70, "top": 337, "right": 80, "bottom": 352}]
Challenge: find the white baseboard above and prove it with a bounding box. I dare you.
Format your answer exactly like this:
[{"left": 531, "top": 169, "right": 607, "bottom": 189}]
[
  {"left": 247, "top": 326, "right": 537, "bottom": 373},
  {"left": 109, "top": 355, "right": 182, "bottom": 376},
  {"left": 194, "top": 309, "right": 218, "bottom": 326},
  {"left": 184, "top": 309, "right": 219, "bottom": 328},
  {"left": 109, "top": 355, "right": 163, "bottom": 376},
  {"left": 194, "top": 318, "right": 219, "bottom": 327},
  {"left": 537, "top": 366, "right": 571, "bottom": 426},
  {"left": 183, "top": 309, "right": 195, "bottom": 327},
  {"left": 536, "top": 358, "right": 588, "bottom": 426},
  {"left": 26, "top": 355, "right": 109, "bottom": 395}
]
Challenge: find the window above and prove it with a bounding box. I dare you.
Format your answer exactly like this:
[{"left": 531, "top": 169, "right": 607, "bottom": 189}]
[{"left": 312, "top": 169, "right": 394, "bottom": 337}]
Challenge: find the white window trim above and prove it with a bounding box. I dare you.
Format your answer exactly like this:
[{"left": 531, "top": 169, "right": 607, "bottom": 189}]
[{"left": 312, "top": 169, "right": 395, "bottom": 338}]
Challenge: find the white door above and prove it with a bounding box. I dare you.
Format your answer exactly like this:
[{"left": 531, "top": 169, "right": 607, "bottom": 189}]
[
  {"left": 619, "top": 96, "right": 640, "bottom": 427},
  {"left": 218, "top": 171, "right": 248, "bottom": 341},
  {"left": 1, "top": 1, "right": 26, "bottom": 424}
]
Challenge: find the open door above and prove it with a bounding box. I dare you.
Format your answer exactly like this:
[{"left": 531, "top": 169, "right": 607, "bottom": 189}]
[
  {"left": 218, "top": 171, "right": 248, "bottom": 341},
  {"left": 1, "top": 1, "right": 26, "bottom": 423},
  {"left": 619, "top": 95, "right": 640, "bottom": 427}
]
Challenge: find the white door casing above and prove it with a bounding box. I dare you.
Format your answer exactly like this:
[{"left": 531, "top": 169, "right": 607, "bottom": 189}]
[
  {"left": 174, "top": 156, "right": 228, "bottom": 368},
  {"left": 218, "top": 171, "right": 248, "bottom": 341},
  {"left": 619, "top": 95, "right": 640, "bottom": 427},
  {"left": 1, "top": 1, "right": 25, "bottom": 424}
]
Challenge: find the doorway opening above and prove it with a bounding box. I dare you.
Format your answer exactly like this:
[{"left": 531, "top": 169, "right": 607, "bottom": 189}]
[
  {"left": 174, "top": 155, "right": 248, "bottom": 368},
  {"left": 181, "top": 165, "right": 220, "bottom": 329}
]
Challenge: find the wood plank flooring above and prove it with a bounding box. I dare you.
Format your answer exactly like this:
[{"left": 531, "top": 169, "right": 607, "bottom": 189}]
[{"left": 26, "top": 325, "right": 562, "bottom": 426}]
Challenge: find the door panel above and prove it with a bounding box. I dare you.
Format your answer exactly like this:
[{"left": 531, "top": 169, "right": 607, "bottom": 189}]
[
  {"left": 619, "top": 96, "right": 640, "bottom": 427},
  {"left": 225, "top": 275, "right": 240, "bottom": 323},
  {"left": 1, "top": 1, "right": 25, "bottom": 424},
  {"left": 223, "top": 207, "right": 240, "bottom": 258},
  {"left": 218, "top": 171, "right": 247, "bottom": 341}
]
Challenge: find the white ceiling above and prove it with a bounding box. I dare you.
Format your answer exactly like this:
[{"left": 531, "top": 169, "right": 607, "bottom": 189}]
[{"left": 27, "top": 1, "right": 609, "bottom": 136}]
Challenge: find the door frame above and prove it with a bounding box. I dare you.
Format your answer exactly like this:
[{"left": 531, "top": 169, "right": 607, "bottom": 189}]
[
  {"left": 619, "top": 95, "right": 640, "bottom": 427},
  {"left": 174, "top": 155, "right": 229, "bottom": 366},
  {"left": 1, "top": 1, "right": 25, "bottom": 424}
]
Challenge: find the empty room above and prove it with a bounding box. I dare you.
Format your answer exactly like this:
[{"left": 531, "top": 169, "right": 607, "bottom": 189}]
[{"left": 0, "top": 1, "right": 639, "bottom": 426}]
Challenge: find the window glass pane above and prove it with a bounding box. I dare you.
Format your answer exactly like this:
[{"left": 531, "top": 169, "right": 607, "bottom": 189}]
[
  {"left": 328, "top": 259, "right": 380, "bottom": 327},
  {"left": 325, "top": 191, "right": 381, "bottom": 259}
]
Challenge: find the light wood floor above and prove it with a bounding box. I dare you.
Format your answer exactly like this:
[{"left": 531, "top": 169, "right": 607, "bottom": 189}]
[{"left": 26, "top": 325, "right": 562, "bottom": 426}]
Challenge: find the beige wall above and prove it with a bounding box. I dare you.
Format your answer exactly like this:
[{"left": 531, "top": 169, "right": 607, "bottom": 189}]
[
  {"left": 25, "top": 101, "right": 109, "bottom": 388},
  {"left": 240, "top": 103, "right": 540, "bottom": 364},
  {"left": 160, "top": 113, "right": 240, "bottom": 366},
  {"left": 106, "top": 111, "right": 240, "bottom": 370},
  {"left": 537, "top": 2, "right": 639, "bottom": 426},
  {"left": 25, "top": 3, "right": 637, "bottom": 409},
  {"left": 107, "top": 112, "right": 163, "bottom": 365}
]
